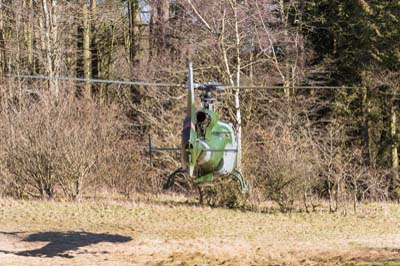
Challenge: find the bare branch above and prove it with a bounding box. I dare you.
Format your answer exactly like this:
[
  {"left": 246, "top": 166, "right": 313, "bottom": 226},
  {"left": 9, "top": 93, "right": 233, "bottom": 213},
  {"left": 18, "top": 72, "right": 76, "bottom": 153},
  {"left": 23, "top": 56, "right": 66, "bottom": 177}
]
[{"left": 186, "top": 0, "right": 213, "bottom": 33}]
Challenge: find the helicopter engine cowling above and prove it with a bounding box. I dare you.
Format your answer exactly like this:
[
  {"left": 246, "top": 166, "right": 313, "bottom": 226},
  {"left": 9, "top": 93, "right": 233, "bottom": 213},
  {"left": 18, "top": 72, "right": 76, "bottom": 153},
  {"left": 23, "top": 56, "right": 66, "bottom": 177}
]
[{"left": 194, "top": 117, "right": 237, "bottom": 177}]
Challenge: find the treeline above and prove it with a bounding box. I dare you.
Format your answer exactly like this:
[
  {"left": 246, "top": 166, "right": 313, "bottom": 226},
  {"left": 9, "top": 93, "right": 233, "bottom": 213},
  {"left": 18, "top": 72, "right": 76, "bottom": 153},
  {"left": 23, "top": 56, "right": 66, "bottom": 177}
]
[{"left": 0, "top": 0, "right": 399, "bottom": 212}]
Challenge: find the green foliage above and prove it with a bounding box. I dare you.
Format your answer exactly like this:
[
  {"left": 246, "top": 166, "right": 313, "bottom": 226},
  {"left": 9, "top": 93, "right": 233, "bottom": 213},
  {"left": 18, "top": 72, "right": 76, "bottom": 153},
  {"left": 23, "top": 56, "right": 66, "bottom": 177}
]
[
  {"left": 304, "top": 0, "right": 400, "bottom": 200},
  {"left": 305, "top": 0, "right": 400, "bottom": 80}
]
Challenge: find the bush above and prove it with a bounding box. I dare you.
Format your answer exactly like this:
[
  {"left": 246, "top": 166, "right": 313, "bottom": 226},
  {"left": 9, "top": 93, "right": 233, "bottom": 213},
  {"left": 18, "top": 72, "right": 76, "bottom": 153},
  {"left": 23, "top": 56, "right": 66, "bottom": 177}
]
[
  {"left": 201, "top": 177, "right": 249, "bottom": 208},
  {"left": 253, "top": 129, "right": 312, "bottom": 212},
  {"left": 244, "top": 115, "right": 323, "bottom": 213},
  {"left": 100, "top": 140, "right": 159, "bottom": 198},
  {"left": 0, "top": 92, "right": 128, "bottom": 200}
]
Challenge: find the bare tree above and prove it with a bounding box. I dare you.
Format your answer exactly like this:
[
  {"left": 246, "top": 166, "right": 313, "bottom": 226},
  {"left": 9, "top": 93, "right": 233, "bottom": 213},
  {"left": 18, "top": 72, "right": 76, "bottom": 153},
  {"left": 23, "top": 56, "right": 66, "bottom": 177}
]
[
  {"left": 40, "top": 0, "right": 59, "bottom": 95},
  {"left": 0, "top": 0, "right": 7, "bottom": 76},
  {"left": 82, "top": 2, "right": 91, "bottom": 95}
]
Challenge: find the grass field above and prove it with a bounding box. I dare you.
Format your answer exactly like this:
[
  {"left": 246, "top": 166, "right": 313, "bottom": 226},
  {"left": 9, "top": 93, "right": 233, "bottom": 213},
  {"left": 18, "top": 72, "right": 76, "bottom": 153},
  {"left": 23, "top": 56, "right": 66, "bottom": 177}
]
[{"left": 0, "top": 196, "right": 399, "bottom": 266}]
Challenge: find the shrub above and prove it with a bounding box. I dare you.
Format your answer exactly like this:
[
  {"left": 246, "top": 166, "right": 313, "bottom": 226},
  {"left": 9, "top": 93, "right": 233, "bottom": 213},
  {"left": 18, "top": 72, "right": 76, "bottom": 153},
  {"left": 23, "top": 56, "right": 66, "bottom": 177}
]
[{"left": 0, "top": 91, "right": 128, "bottom": 200}]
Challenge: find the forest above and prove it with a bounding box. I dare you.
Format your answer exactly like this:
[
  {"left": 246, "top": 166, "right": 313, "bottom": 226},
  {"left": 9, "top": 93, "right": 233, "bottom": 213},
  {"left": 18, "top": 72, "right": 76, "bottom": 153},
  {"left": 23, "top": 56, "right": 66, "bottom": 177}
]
[{"left": 0, "top": 0, "right": 399, "bottom": 213}]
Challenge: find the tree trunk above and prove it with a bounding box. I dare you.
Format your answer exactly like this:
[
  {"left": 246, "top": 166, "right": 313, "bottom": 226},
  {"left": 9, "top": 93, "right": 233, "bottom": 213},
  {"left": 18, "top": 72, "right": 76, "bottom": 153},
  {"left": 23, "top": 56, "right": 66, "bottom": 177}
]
[
  {"left": 90, "top": 0, "right": 98, "bottom": 77},
  {"left": 51, "top": 0, "right": 60, "bottom": 92},
  {"left": 361, "top": 86, "right": 373, "bottom": 165},
  {"left": 0, "top": 0, "right": 6, "bottom": 77},
  {"left": 41, "top": 0, "right": 58, "bottom": 95},
  {"left": 90, "top": 0, "right": 99, "bottom": 98},
  {"left": 83, "top": 3, "right": 91, "bottom": 97},
  {"left": 23, "top": 0, "right": 34, "bottom": 72},
  {"left": 148, "top": 0, "right": 155, "bottom": 61},
  {"left": 29, "top": 0, "right": 34, "bottom": 69},
  {"left": 15, "top": 2, "right": 22, "bottom": 98},
  {"left": 391, "top": 100, "right": 399, "bottom": 200},
  {"left": 157, "top": 0, "right": 169, "bottom": 48},
  {"left": 128, "top": 0, "right": 141, "bottom": 67},
  {"left": 151, "top": 0, "right": 169, "bottom": 55},
  {"left": 230, "top": 0, "right": 242, "bottom": 170},
  {"left": 279, "top": 0, "right": 291, "bottom": 98}
]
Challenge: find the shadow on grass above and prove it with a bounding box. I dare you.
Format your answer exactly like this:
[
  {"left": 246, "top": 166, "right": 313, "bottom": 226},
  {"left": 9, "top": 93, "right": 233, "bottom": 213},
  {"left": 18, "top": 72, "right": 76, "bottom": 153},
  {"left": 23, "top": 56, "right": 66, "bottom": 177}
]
[{"left": 0, "top": 231, "right": 132, "bottom": 258}]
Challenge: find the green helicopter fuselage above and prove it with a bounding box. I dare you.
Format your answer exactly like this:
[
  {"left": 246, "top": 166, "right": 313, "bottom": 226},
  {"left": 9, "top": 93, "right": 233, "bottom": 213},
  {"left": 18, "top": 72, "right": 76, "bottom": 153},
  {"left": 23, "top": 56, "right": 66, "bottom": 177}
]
[{"left": 181, "top": 105, "right": 237, "bottom": 183}]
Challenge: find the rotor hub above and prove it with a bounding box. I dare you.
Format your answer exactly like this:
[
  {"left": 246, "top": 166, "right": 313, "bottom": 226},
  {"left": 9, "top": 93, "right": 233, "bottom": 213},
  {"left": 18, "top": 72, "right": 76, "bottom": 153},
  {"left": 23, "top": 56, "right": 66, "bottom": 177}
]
[
  {"left": 201, "top": 91, "right": 215, "bottom": 111},
  {"left": 197, "top": 82, "right": 223, "bottom": 111}
]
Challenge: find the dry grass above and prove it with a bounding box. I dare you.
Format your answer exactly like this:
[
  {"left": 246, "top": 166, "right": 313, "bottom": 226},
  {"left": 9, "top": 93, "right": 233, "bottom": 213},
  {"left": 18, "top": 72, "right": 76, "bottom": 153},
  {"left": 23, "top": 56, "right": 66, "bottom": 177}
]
[{"left": 0, "top": 196, "right": 399, "bottom": 265}]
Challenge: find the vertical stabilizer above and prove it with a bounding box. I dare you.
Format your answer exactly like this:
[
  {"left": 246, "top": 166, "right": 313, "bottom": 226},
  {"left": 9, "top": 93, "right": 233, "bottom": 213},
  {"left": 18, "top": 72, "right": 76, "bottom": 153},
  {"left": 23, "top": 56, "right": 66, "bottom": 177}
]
[
  {"left": 188, "top": 63, "right": 198, "bottom": 176},
  {"left": 187, "top": 62, "right": 195, "bottom": 119}
]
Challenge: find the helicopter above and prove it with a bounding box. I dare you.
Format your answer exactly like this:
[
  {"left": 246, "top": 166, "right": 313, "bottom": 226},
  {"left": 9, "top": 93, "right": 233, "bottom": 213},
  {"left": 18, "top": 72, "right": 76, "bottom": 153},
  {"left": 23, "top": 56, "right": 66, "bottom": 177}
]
[{"left": 148, "top": 63, "right": 249, "bottom": 193}]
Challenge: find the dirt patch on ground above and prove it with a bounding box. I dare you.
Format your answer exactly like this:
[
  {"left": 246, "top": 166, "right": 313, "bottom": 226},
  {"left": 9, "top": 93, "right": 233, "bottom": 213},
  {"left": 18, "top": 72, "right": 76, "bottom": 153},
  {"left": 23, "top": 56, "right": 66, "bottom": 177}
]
[
  {"left": 0, "top": 198, "right": 399, "bottom": 265},
  {"left": 1, "top": 233, "right": 399, "bottom": 266}
]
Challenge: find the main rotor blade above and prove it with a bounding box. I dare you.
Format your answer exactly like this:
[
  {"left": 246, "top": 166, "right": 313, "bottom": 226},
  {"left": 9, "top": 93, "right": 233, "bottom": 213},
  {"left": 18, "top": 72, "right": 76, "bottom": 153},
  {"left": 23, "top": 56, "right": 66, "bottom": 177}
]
[
  {"left": 220, "top": 85, "right": 359, "bottom": 90},
  {"left": 149, "top": 147, "right": 181, "bottom": 151},
  {"left": 5, "top": 74, "right": 184, "bottom": 88},
  {"left": 5, "top": 74, "right": 360, "bottom": 90},
  {"left": 149, "top": 147, "right": 238, "bottom": 152}
]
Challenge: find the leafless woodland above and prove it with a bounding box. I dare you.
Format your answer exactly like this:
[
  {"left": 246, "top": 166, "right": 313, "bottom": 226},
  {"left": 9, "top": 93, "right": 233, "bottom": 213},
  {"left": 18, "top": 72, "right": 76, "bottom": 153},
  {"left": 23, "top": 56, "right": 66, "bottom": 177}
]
[{"left": 0, "top": 0, "right": 398, "bottom": 212}]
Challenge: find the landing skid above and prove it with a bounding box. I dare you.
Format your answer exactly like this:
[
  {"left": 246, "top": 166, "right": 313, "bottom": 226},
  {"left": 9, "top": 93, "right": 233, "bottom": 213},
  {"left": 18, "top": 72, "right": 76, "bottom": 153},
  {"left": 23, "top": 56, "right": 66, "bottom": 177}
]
[
  {"left": 163, "top": 167, "right": 185, "bottom": 190},
  {"left": 230, "top": 169, "right": 249, "bottom": 193}
]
